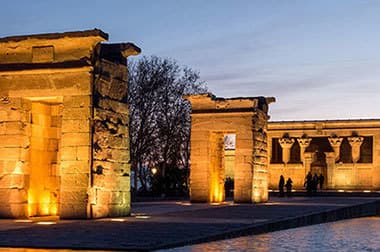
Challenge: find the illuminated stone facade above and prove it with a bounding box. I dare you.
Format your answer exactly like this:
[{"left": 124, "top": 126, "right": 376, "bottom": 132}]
[
  {"left": 268, "top": 120, "right": 380, "bottom": 191},
  {"left": 185, "top": 94, "right": 274, "bottom": 203},
  {"left": 0, "top": 30, "right": 140, "bottom": 218}
]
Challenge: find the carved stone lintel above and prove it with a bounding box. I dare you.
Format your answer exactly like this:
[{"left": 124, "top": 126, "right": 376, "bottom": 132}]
[
  {"left": 278, "top": 138, "right": 295, "bottom": 164},
  {"left": 328, "top": 137, "right": 343, "bottom": 161},
  {"left": 348, "top": 136, "right": 364, "bottom": 163}
]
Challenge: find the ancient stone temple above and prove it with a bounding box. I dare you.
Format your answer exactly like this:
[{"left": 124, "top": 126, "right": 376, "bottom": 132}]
[
  {"left": 0, "top": 29, "right": 140, "bottom": 218},
  {"left": 185, "top": 94, "right": 275, "bottom": 203},
  {"left": 267, "top": 119, "right": 380, "bottom": 191}
]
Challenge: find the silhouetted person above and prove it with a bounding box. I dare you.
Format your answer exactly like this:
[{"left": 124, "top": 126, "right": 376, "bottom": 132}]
[
  {"left": 305, "top": 171, "right": 313, "bottom": 196},
  {"left": 279, "top": 175, "right": 285, "bottom": 197},
  {"left": 312, "top": 173, "right": 319, "bottom": 194},
  {"left": 319, "top": 174, "right": 325, "bottom": 190},
  {"left": 285, "top": 177, "right": 293, "bottom": 197}
]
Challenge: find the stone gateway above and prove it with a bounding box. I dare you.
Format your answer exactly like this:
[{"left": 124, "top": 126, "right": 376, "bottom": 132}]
[
  {"left": 185, "top": 94, "right": 275, "bottom": 203},
  {"left": 0, "top": 29, "right": 140, "bottom": 218}
]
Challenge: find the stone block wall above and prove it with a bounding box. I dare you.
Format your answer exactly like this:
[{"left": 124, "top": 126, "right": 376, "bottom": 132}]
[
  {"left": 0, "top": 98, "right": 30, "bottom": 218},
  {"left": 60, "top": 95, "right": 91, "bottom": 218},
  {"left": 0, "top": 29, "right": 140, "bottom": 219},
  {"left": 251, "top": 112, "right": 269, "bottom": 202},
  {"left": 185, "top": 94, "right": 274, "bottom": 203},
  {"left": 90, "top": 58, "right": 131, "bottom": 218}
]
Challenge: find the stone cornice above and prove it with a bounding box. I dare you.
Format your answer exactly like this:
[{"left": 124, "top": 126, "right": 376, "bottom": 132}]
[{"left": 0, "top": 29, "right": 108, "bottom": 43}]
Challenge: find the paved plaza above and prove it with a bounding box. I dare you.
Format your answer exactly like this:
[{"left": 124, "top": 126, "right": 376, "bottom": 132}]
[{"left": 0, "top": 196, "right": 379, "bottom": 251}]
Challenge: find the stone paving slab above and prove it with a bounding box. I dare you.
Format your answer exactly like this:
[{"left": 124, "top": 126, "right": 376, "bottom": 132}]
[{"left": 0, "top": 197, "right": 379, "bottom": 251}]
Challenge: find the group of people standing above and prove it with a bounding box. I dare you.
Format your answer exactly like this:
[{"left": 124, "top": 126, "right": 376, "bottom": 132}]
[
  {"left": 278, "top": 175, "right": 292, "bottom": 197},
  {"left": 278, "top": 171, "right": 325, "bottom": 197},
  {"left": 304, "top": 171, "right": 324, "bottom": 196}
]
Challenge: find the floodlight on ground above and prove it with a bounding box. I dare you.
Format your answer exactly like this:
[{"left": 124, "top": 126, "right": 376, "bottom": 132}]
[
  {"left": 110, "top": 218, "right": 126, "bottom": 222},
  {"left": 36, "top": 221, "right": 56, "bottom": 225}
]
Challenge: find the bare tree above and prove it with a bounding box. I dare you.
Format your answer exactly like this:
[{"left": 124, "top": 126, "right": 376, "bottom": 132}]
[{"left": 128, "top": 56, "right": 207, "bottom": 196}]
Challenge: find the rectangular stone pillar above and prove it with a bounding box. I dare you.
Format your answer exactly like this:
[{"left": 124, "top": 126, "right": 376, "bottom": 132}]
[{"left": 325, "top": 152, "right": 336, "bottom": 189}]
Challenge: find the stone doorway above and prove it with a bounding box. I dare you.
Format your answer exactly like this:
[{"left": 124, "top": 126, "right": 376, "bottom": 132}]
[
  {"left": 185, "top": 94, "right": 274, "bottom": 204},
  {"left": 310, "top": 151, "right": 327, "bottom": 178},
  {"left": 208, "top": 133, "right": 236, "bottom": 202},
  {"left": 27, "top": 98, "right": 62, "bottom": 217}
]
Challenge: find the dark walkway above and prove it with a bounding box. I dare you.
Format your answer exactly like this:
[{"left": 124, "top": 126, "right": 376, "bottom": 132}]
[{"left": 0, "top": 197, "right": 379, "bottom": 251}]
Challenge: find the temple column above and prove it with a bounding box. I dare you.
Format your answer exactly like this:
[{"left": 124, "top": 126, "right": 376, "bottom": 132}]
[
  {"left": 328, "top": 137, "right": 343, "bottom": 162},
  {"left": 348, "top": 136, "right": 364, "bottom": 163},
  {"left": 348, "top": 136, "right": 364, "bottom": 188},
  {"left": 325, "top": 152, "right": 336, "bottom": 189},
  {"left": 297, "top": 138, "right": 312, "bottom": 163},
  {"left": 303, "top": 152, "right": 314, "bottom": 178},
  {"left": 278, "top": 138, "right": 295, "bottom": 164}
]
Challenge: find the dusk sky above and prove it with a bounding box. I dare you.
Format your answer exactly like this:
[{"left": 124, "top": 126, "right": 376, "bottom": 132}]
[{"left": 1, "top": 0, "right": 380, "bottom": 121}]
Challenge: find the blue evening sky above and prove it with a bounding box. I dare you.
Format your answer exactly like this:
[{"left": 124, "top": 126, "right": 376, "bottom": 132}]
[{"left": 1, "top": 0, "right": 380, "bottom": 121}]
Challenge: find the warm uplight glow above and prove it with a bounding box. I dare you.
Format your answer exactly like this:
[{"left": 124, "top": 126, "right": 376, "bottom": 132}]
[
  {"left": 27, "top": 101, "right": 60, "bottom": 217},
  {"left": 28, "top": 190, "right": 58, "bottom": 217},
  {"left": 110, "top": 218, "right": 126, "bottom": 222},
  {"left": 338, "top": 190, "right": 345, "bottom": 192},
  {"left": 14, "top": 220, "right": 33, "bottom": 223},
  {"left": 210, "top": 202, "right": 221, "bottom": 206},
  {"left": 264, "top": 202, "right": 280, "bottom": 205},
  {"left": 135, "top": 215, "right": 151, "bottom": 219},
  {"left": 210, "top": 169, "right": 224, "bottom": 203},
  {"left": 36, "top": 221, "right": 56, "bottom": 225},
  {"left": 13, "top": 161, "right": 23, "bottom": 174},
  {"left": 211, "top": 186, "right": 224, "bottom": 203},
  {"left": 253, "top": 190, "right": 261, "bottom": 202},
  {"left": 363, "top": 190, "right": 371, "bottom": 193},
  {"left": 176, "top": 202, "right": 192, "bottom": 206}
]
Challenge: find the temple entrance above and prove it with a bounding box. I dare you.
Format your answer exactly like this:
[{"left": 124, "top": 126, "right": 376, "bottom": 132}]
[
  {"left": 224, "top": 134, "right": 235, "bottom": 199},
  {"left": 208, "top": 133, "right": 236, "bottom": 202},
  {"left": 27, "top": 98, "right": 62, "bottom": 217},
  {"left": 185, "top": 94, "right": 273, "bottom": 204},
  {"left": 309, "top": 151, "right": 327, "bottom": 188}
]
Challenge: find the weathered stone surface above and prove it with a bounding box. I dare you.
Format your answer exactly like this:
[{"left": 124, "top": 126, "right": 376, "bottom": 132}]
[
  {"left": 98, "top": 98, "right": 129, "bottom": 114},
  {"left": 94, "top": 111, "right": 128, "bottom": 127},
  {"left": 185, "top": 94, "right": 273, "bottom": 203},
  {"left": 92, "top": 160, "right": 129, "bottom": 176},
  {"left": 60, "top": 203, "right": 88, "bottom": 219},
  {"left": 63, "top": 95, "right": 91, "bottom": 108},
  {"left": 61, "top": 133, "right": 90, "bottom": 147},
  {"left": 60, "top": 173, "right": 89, "bottom": 189},
  {"left": 60, "top": 190, "right": 88, "bottom": 203},
  {"left": 93, "top": 174, "right": 130, "bottom": 189},
  {"left": 60, "top": 160, "right": 90, "bottom": 174},
  {"left": 61, "top": 119, "right": 90, "bottom": 133},
  {"left": 0, "top": 29, "right": 139, "bottom": 219},
  {"left": 94, "top": 148, "right": 130, "bottom": 162}
]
